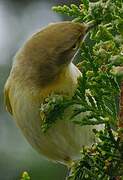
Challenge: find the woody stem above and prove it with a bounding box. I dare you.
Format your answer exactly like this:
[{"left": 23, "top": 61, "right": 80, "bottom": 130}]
[{"left": 118, "top": 82, "right": 123, "bottom": 141}]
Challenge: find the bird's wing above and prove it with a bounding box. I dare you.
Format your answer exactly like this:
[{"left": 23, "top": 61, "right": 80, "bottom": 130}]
[{"left": 4, "top": 82, "right": 13, "bottom": 115}]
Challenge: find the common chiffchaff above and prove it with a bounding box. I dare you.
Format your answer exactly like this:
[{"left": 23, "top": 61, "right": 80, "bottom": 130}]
[{"left": 4, "top": 21, "right": 98, "bottom": 166}]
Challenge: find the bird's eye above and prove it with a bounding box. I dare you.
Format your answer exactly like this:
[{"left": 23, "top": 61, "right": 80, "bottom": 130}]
[{"left": 71, "top": 41, "right": 80, "bottom": 50}]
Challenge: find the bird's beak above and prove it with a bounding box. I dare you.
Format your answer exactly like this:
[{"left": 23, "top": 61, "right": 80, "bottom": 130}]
[
  {"left": 81, "top": 21, "right": 96, "bottom": 42},
  {"left": 73, "top": 21, "right": 96, "bottom": 64},
  {"left": 85, "top": 21, "right": 96, "bottom": 33}
]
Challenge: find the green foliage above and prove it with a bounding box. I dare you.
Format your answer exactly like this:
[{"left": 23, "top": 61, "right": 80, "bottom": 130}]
[
  {"left": 39, "top": 0, "right": 123, "bottom": 179},
  {"left": 68, "top": 123, "right": 123, "bottom": 180},
  {"left": 53, "top": 0, "right": 123, "bottom": 24},
  {"left": 21, "top": 172, "right": 30, "bottom": 180},
  {"left": 40, "top": 94, "right": 72, "bottom": 132}
]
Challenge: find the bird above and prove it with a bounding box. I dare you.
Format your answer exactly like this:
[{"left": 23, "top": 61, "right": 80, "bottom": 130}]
[{"left": 4, "top": 21, "right": 98, "bottom": 166}]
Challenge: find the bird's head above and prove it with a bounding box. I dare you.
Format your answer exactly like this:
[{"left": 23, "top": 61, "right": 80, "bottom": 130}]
[
  {"left": 23, "top": 21, "right": 89, "bottom": 65},
  {"left": 39, "top": 21, "right": 88, "bottom": 66},
  {"left": 16, "top": 21, "right": 91, "bottom": 85}
]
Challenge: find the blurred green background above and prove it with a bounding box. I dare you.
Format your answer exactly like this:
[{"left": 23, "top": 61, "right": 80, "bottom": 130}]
[{"left": 0, "top": 0, "right": 80, "bottom": 179}]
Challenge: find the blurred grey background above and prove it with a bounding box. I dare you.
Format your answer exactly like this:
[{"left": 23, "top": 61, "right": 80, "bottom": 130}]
[{"left": 0, "top": 0, "right": 78, "bottom": 179}]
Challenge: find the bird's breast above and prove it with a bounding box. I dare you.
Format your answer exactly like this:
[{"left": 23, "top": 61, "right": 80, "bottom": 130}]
[{"left": 9, "top": 63, "right": 97, "bottom": 165}]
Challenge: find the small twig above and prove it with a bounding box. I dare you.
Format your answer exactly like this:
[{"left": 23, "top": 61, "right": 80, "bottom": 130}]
[
  {"left": 119, "top": 82, "right": 123, "bottom": 127},
  {"left": 118, "top": 82, "right": 123, "bottom": 141}
]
